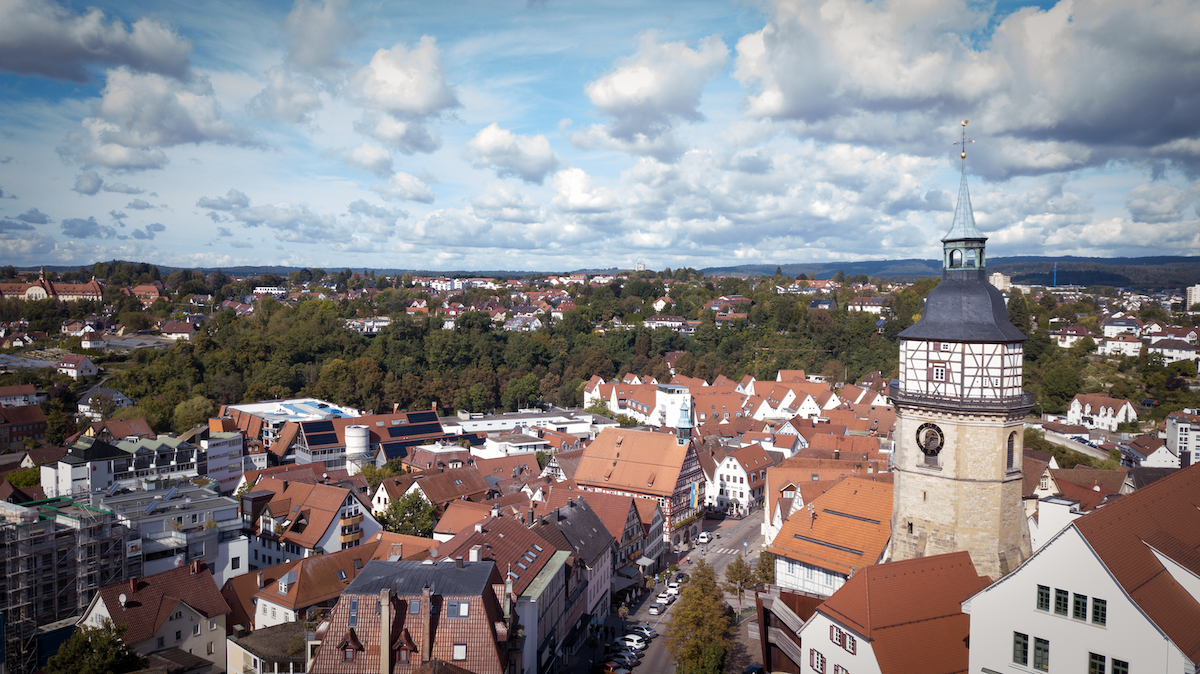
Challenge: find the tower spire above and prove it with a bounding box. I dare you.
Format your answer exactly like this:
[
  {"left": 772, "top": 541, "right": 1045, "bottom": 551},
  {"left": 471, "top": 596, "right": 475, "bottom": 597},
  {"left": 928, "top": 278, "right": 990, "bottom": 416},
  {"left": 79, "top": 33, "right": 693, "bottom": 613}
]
[{"left": 942, "top": 119, "right": 986, "bottom": 277}]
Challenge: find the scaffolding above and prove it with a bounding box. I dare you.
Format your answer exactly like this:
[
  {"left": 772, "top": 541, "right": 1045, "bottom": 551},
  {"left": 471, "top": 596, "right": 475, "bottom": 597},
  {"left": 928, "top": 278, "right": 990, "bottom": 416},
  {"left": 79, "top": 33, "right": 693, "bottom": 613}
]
[{"left": 1, "top": 498, "right": 141, "bottom": 674}]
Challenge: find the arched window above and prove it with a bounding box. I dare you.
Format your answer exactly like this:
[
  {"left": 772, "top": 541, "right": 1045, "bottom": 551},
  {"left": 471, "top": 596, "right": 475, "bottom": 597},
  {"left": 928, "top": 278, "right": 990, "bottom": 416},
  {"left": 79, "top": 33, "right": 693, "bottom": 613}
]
[
  {"left": 967, "top": 250, "right": 977, "bottom": 267},
  {"left": 949, "top": 250, "right": 963, "bottom": 268},
  {"left": 1007, "top": 432, "right": 1017, "bottom": 469}
]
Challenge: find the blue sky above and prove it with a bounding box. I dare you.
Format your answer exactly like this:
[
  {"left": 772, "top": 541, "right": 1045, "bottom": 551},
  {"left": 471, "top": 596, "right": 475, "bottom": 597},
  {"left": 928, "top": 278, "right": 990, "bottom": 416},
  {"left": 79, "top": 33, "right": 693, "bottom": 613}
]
[{"left": 1, "top": 0, "right": 1198, "bottom": 272}]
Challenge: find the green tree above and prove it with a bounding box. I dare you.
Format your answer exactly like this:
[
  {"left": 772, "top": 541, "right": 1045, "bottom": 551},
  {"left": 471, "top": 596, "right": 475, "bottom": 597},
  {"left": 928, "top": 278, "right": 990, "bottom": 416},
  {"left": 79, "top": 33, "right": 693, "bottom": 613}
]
[
  {"left": 752, "top": 551, "right": 775, "bottom": 586},
  {"left": 666, "top": 558, "right": 732, "bottom": 674},
  {"left": 722, "top": 553, "right": 754, "bottom": 607},
  {"left": 6, "top": 467, "right": 40, "bottom": 489},
  {"left": 379, "top": 491, "right": 436, "bottom": 537},
  {"left": 45, "top": 621, "right": 147, "bottom": 674},
  {"left": 1007, "top": 290, "right": 1032, "bottom": 336},
  {"left": 172, "top": 395, "right": 215, "bottom": 434}
]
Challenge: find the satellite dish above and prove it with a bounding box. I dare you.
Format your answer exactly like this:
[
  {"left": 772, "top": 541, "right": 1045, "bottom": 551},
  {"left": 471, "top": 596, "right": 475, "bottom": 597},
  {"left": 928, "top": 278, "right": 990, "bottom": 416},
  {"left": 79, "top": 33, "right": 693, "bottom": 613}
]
[
  {"left": 118, "top": 593, "right": 127, "bottom": 606},
  {"left": 174, "top": 555, "right": 184, "bottom": 567}
]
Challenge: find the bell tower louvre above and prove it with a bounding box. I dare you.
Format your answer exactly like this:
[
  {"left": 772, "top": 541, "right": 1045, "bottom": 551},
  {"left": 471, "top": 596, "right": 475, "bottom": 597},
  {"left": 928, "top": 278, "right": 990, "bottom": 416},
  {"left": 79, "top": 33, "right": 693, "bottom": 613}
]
[{"left": 887, "top": 121, "right": 1033, "bottom": 580}]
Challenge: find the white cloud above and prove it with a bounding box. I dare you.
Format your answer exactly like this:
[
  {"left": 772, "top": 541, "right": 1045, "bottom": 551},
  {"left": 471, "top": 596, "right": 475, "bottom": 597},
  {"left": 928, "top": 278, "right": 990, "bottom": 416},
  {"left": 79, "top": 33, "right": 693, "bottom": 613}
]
[
  {"left": 249, "top": 66, "right": 324, "bottom": 124},
  {"left": 282, "top": 0, "right": 360, "bottom": 83},
  {"left": 196, "top": 189, "right": 251, "bottom": 211},
  {"left": 552, "top": 168, "right": 614, "bottom": 213},
  {"left": 573, "top": 32, "right": 728, "bottom": 162},
  {"left": 348, "top": 37, "right": 460, "bottom": 153},
  {"left": 59, "top": 68, "right": 252, "bottom": 170},
  {"left": 463, "top": 123, "right": 561, "bottom": 184},
  {"left": 102, "top": 181, "right": 143, "bottom": 194},
  {"left": 371, "top": 172, "right": 435, "bottom": 203},
  {"left": 344, "top": 143, "right": 393, "bottom": 177},
  {"left": 72, "top": 170, "right": 103, "bottom": 195},
  {"left": 470, "top": 184, "right": 545, "bottom": 224},
  {"left": 1125, "top": 182, "right": 1200, "bottom": 224},
  {"left": 734, "top": 0, "right": 1200, "bottom": 178},
  {"left": 0, "top": 0, "right": 191, "bottom": 82}
]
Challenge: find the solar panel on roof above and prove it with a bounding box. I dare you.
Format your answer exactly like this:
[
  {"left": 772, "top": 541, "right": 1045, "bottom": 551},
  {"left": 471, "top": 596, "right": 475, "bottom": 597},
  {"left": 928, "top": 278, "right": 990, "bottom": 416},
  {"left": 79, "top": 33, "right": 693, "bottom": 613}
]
[
  {"left": 408, "top": 410, "right": 439, "bottom": 423},
  {"left": 163, "top": 486, "right": 178, "bottom": 500},
  {"left": 306, "top": 432, "right": 339, "bottom": 446},
  {"left": 143, "top": 501, "right": 158, "bottom": 515},
  {"left": 387, "top": 422, "right": 442, "bottom": 438},
  {"left": 304, "top": 420, "right": 335, "bottom": 433}
]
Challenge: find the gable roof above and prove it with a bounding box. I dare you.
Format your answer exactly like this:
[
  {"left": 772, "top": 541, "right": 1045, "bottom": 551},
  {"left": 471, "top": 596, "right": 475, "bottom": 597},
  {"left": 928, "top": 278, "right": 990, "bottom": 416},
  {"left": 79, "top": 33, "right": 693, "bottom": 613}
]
[
  {"left": 441, "top": 516, "right": 555, "bottom": 596},
  {"left": 769, "top": 477, "right": 893, "bottom": 576},
  {"left": 573, "top": 428, "right": 692, "bottom": 497},
  {"left": 1051, "top": 467, "right": 1129, "bottom": 494},
  {"left": 1073, "top": 462, "right": 1200, "bottom": 664},
  {"left": 252, "top": 477, "right": 359, "bottom": 549},
  {"left": 818, "top": 551, "right": 990, "bottom": 674},
  {"left": 98, "top": 562, "right": 230, "bottom": 644}
]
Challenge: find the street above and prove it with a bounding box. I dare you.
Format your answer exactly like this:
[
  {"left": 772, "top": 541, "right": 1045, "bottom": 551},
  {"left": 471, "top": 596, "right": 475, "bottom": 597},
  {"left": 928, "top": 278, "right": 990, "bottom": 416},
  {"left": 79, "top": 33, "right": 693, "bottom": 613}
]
[{"left": 595, "top": 512, "right": 766, "bottom": 674}]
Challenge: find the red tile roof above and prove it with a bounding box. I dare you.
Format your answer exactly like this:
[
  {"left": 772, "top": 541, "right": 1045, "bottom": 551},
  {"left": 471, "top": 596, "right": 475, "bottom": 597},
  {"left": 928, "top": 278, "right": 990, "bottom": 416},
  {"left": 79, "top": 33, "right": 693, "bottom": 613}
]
[
  {"left": 769, "top": 477, "right": 893, "bottom": 576},
  {"left": 1073, "top": 463, "right": 1200, "bottom": 664},
  {"left": 98, "top": 562, "right": 230, "bottom": 644},
  {"left": 818, "top": 551, "right": 991, "bottom": 674},
  {"left": 573, "top": 428, "right": 692, "bottom": 498}
]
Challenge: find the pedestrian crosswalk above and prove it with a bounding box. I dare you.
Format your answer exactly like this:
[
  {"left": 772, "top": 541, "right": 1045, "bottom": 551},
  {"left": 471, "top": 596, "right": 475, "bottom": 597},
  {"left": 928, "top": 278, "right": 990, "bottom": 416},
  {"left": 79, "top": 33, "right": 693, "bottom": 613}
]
[{"left": 704, "top": 547, "right": 744, "bottom": 556}]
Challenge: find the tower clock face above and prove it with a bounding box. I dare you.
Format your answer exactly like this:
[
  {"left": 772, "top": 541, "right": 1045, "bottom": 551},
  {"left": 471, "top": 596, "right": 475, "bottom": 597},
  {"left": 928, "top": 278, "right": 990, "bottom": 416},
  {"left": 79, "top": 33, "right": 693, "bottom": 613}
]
[{"left": 916, "top": 422, "right": 944, "bottom": 456}]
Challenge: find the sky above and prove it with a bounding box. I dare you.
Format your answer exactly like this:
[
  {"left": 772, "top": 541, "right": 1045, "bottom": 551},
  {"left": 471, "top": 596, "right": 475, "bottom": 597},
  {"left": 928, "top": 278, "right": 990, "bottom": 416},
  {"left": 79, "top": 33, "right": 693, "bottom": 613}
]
[{"left": 1, "top": 0, "right": 1199, "bottom": 273}]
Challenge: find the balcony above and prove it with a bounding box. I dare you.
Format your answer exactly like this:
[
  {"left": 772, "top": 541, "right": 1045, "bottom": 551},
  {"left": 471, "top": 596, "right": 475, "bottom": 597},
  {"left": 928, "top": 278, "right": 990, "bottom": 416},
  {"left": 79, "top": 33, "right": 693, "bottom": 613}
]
[
  {"left": 888, "top": 383, "right": 1034, "bottom": 415},
  {"left": 340, "top": 530, "right": 363, "bottom": 544},
  {"left": 340, "top": 513, "right": 364, "bottom": 526}
]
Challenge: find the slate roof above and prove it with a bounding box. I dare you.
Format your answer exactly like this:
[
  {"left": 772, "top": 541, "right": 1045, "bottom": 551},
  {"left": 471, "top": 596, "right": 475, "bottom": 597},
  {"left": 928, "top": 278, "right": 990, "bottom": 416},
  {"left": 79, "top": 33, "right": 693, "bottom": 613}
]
[
  {"left": 545, "top": 448, "right": 585, "bottom": 479},
  {"left": 818, "top": 551, "right": 991, "bottom": 674},
  {"left": 529, "top": 497, "right": 615, "bottom": 568},
  {"left": 1072, "top": 463, "right": 1200, "bottom": 665},
  {"left": 97, "top": 562, "right": 230, "bottom": 645},
  {"left": 899, "top": 277, "right": 1027, "bottom": 343}
]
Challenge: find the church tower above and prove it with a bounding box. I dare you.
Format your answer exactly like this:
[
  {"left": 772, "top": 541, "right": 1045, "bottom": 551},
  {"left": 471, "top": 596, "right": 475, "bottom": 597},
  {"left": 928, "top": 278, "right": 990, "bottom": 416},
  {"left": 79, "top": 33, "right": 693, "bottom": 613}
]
[{"left": 888, "top": 121, "right": 1032, "bottom": 579}]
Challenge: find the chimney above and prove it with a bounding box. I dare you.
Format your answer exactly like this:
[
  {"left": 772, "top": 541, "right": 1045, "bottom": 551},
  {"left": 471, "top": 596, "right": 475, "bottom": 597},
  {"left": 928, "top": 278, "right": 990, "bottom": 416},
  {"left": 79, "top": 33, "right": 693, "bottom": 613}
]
[
  {"left": 474, "top": 523, "right": 484, "bottom": 534},
  {"left": 468, "top": 545, "right": 482, "bottom": 562},
  {"left": 527, "top": 507, "right": 534, "bottom": 525},
  {"left": 379, "top": 589, "right": 391, "bottom": 674},
  {"left": 456, "top": 556, "right": 463, "bottom": 569},
  {"left": 257, "top": 571, "right": 264, "bottom": 589},
  {"left": 421, "top": 585, "right": 432, "bottom": 662},
  {"left": 129, "top": 577, "right": 136, "bottom": 594},
  {"left": 190, "top": 560, "right": 200, "bottom": 575}
]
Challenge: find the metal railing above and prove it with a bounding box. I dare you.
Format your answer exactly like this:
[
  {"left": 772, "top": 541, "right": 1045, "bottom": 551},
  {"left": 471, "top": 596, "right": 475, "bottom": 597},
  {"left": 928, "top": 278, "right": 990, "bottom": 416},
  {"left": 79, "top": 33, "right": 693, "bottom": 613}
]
[{"left": 889, "top": 384, "right": 1034, "bottom": 413}]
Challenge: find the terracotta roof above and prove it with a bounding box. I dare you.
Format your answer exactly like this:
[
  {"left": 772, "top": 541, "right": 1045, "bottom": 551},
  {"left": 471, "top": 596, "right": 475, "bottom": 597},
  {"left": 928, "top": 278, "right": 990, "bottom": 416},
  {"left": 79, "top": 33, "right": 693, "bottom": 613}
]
[
  {"left": 540, "top": 486, "right": 637, "bottom": 542},
  {"left": 412, "top": 466, "right": 490, "bottom": 505},
  {"left": 806, "top": 434, "right": 883, "bottom": 458},
  {"left": 1022, "top": 456, "right": 1051, "bottom": 497},
  {"left": 1051, "top": 467, "right": 1128, "bottom": 494},
  {"left": 818, "top": 551, "right": 991, "bottom": 674},
  {"left": 98, "top": 562, "right": 230, "bottom": 645},
  {"left": 366, "top": 531, "right": 441, "bottom": 562},
  {"left": 1073, "top": 463, "right": 1200, "bottom": 664},
  {"left": 253, "top": 477, "right": 361, "bottom": 549},
  {"left": 442, "top": 515, "right": 556, "bottom": 596},
  {"left": 87, "top": 417, "right": 154, "bottom": 441},
  {"left": 573, "top": 428, "right": 692, "bottom": 498},
  {"left": 769, "top": 477, "right": 893, "bottom": 576},
  {"left": 271, "top": 421, "right": 299, "bottom": 458},
  {"left": 1070, "top": 393, "right": 1134, "bottom": 413},
  {"left": 1055, "top": 479, "right": 1117, "bottom": 512},
  {"left": 435, "top": 501, "right": 492, "bottom": 537},
  {"left": 221, "top": 559, "right": 301, "bottom": 630}
]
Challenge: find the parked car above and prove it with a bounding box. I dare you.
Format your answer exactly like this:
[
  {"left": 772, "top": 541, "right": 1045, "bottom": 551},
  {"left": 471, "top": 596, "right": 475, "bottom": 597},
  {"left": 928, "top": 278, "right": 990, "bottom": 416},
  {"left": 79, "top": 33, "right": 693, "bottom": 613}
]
[
  {"left": 596, "top": 665, "right": 630, "bottom": 674},
  {"left": 656, "top": 592, "right": 675, "bottom": 605},
  {"left": 674, "top": 572, "right": 690, "bottom": 583},
  {"left": 666, "top": 582, "right": 681, "bottom": 595},
  {"left": 697, "top": 531, "right": 712, "bottom": 544},
  {"left": 619, "top": 634, "right": 648, "bottom": 651},
  {"left": 647, "top": 602, "right": 666, "bottom": 615},
  {"left": 630, "top": 625, "right": 657, "bottom": 639}
]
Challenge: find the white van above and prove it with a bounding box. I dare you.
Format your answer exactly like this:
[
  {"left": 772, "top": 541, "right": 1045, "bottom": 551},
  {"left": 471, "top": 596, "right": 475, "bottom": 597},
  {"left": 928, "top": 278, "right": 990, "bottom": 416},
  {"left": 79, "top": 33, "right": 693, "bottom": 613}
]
[{"left": 697, "top": 531, "right": 712, "bottom": 544}]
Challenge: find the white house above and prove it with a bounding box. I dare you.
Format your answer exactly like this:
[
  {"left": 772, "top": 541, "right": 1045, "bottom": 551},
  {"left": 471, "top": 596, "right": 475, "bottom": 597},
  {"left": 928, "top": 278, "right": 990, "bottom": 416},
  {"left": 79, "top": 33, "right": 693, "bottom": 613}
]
[
  {"left": 964, "top": 464, "right": 1200, "bottom": 674},
  {"left": 1052, "top": 325, "right": 1098, "bottom": 349},
  {"left": 799, "top": 552, "right": 989, "bottom": 674},
  {"left": 1148, "top": 338, "right": 1197, "bottom": 364},
  {"left": 76, "top": 386, "right": 134, "bottom": 421},
  {"left": 1065, "top": 393, "right": 1137, "bottom": 432},
  {"left": 57, "top": 353, "right": 97, "bottom": 380},
  {"left": 1097, "top": 334, "right": 1143, "bottom": 358},
  {"left": 1100, "top": 317, "right": 1141, "bottom": 338},
  {"left": 1162, "top": 410, "right": 1200, "bottom": 467},
  {"left": 708, "top": 444, "right": 773, "bottom": 512}
]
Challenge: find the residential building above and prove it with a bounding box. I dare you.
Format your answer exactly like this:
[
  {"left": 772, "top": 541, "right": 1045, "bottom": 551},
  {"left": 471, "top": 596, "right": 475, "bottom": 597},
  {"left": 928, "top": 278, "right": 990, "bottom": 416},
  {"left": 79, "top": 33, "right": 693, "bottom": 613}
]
[
  {"left": 218, "top": 398, "right": 363, "bottom": 461},
  {"left": 1097, "top": 333, "right": 1144, "bottom": 357},
  {"left": 573, "top": 423, "right": 706, "bottom": 549},
  {"left": 241, "top": 477, "right": 381, "bottom": 566},
  {"left": 0, "top": 271, "right": 104, "bottom": 302},
  {"left": 40, "top": 436, "right": 127, "bottom": 497},
  {"left": 76, "top": 386, "right": 135, "bottom": 421},
  {"left": 56, "top": 353, "right": 97, "bottom": 380},
  {"left": 529, "top": 497, "right": 616, "bottom": 654},
  {"left": 801, "top": 552, "right": 990, "bottom": 674},
  {"left": 1163, "top": 409, "right": 1200, "bottom": 466},
  {"left": 0, "top": 498, "right": 142, "bottom": 674},
  {"left": 1066, "top": 393, "right": 1137, "bottom": 432},
  {"left": 709, "top": 444, "right": 774, "bottom": 512},
  {"left": 226, "top": 621, "right": 308, "bottom": 674},
  {"left": 963, "top": 463, "right": 1200, "bottom": 674},
  {"left": 1187, "top": 283, "right": 1200, "bottom": 310},
  {"left": 99, "top": 482, "right": 249, "bottom": 586},
  {"left": 0, "top": 404, "right": 47, "bottom": 449},
  {"left": 285, "top": 409, "right": 456, "bottom": 473},
  {"left": 0, "top": 384, "right": 45, "bottom": 408},
  {"left": 631, "top": 498, "right": 665, "bottom": 572},
  {"left": 989, "top": 272, "right": 1011, "bottom": 291},
  {"left": 1051, "top": 324, "right": 1098, "bottom": 349},
  {"left": 751, "top": 585, "right": 823, "bottom": 674},
  {"left": 770, "top": 477, "right": 893, "bottom": 598},
  {"left": 371, "top": 466, "right": 490, "bottom": 517},
  {"left": 160, "top": 320, "right": 197, "bottom": 341},
  {"left": 308, "top": 559, "right": 512, "bottom": 674},
  {"left": 187, "top": 419, "right": 247, "bottom": 494},
  {"left": 1100, "top": 317, "right": 1141, "bottom": 338},
  {"left": 80, "top": 561, "right": 231, "bottom": 672},
  {"left": 1148, "top": 337, "right": 1197, "bottom": 364}
]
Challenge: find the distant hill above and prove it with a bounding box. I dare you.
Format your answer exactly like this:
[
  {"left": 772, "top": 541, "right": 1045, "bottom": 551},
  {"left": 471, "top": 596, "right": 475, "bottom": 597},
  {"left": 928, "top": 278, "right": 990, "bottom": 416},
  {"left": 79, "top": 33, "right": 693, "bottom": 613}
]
[
  {"left": 19, "top": 255, "right": 1200, "bottom": 288},
  {"left": 703, "top": 256, "right": 1200, "bottom": 287}
]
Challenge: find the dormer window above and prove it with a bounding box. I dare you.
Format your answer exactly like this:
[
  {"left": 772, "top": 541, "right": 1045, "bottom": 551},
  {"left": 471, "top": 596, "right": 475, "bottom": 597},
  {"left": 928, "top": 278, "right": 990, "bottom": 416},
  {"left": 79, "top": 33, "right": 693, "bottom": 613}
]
[
  {"left": 343, "top": 648, "right": 356, "bottom": 662},
  {"left": 398, "top": 645, "right": 410, "bottom": 663}
]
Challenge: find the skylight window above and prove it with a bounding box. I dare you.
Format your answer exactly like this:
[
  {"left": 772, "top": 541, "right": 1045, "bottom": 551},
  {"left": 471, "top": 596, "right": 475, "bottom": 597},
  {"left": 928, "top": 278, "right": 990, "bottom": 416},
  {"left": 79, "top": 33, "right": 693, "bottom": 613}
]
[
  {"left": 337, "top": 569, "right": 347, "bottom": 581},
  {"left": 532, "top": 544, "right": 543, "bottom": 552}
]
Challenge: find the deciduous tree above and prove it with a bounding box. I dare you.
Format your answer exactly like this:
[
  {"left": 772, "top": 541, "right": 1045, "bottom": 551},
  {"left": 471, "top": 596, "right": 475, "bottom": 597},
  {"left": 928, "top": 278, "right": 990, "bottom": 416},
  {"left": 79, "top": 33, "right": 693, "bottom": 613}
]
[
  {"left": 45, "top": 621, "right": 147, "bottom": 674},
  {"left": 379, "top": 491, "right": 436, "bottom": 537},
  {"left": 666, "top": 559, "right": 731, "bottom": 674}
]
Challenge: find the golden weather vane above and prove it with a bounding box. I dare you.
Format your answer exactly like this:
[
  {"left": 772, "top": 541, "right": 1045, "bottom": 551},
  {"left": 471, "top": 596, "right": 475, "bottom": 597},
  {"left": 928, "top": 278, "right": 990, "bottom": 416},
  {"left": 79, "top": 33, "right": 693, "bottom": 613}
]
[{"left": 953, "top": 119, "right": 974, "bottom": 160}]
